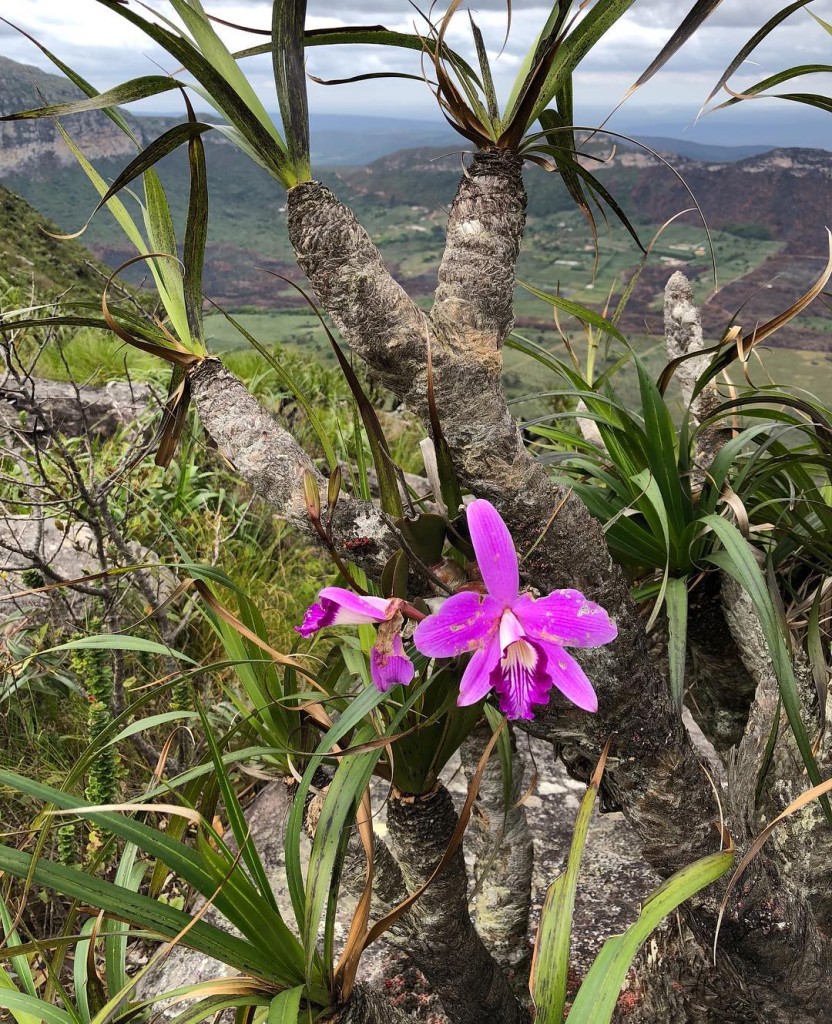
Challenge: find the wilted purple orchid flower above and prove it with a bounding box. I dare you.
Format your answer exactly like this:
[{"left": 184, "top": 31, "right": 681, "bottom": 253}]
[
  {"left": 412, "top": 500, "right": 617, "bottom": 720},
  {"left": 295, "top": 587, "right": 414, "bottom": 693}
]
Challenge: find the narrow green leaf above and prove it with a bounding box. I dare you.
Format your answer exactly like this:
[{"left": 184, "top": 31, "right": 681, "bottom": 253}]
[
  {"left": 272, "top": 0, "right": 311, "bottom": 180},
  {"left": 142, "top": 167, "right": 190, "bottom": 346},
  {"left": 710, "top": 65, "right": 832, "bottom": 111},
  {"left": 628, "top": 0, "right": 726, "bottom": 95},
  {"left": 195, "top": 703, "right": 280, "bottom": 915},
  {"left": 483, "top": 704, "right": 513, "bottom": 813},
  {"left": 283, "top": 683, "right": 386, "bottom": 933},
  {"left": 518, "top": 281, "right": 626, "bottom": 343},
  {"left": 0, "top": 76, "right": 178, "bottom": 122},
  {"left": 166, "top": 995, "right": 271, "bottom": 1024},
  {"left": 807, "top": 586, "right": 828, "bottom": 739},
  {"left": 0, "top": 23, "right": 139, "bottom": 140},
  {"left": 0, "top": 847, "right": 277, "bottom": 981},
  {"left": 0, "top": 769, "right": 295, "bottom": 970},
  {"left": 183, "top": 106, "right": 209, "bottom": 346},
  {"left": 267, "top": 987, "right": 304, "bottom": 1024},
  {"left": 104, "top": 842, "right": 141, "bottom": 1004},
  {"left": 567, "top": 851, "right": 733, "bottom": 1023},
  {"left": 168, "top": 0, "right": 284, "bottom": 150},
  {"left": 531, "top": 755, "right": 605, "bottom": 1024},
  {"left": 665, "top": 578, "right": 689, "bottom": 714},
  {"left": 73, "top": 918, "right": 99, "bottom": 1023},
  {"left": 0, "top": 992, "right": 74, "bottom": 1024},
  {"left": 0, "top": 893, "right": 36, "bottom": 1000},
  {"left": 529, "top": 0, "right": 638, "bottom": 125},
  {"left": 93, "top": 122, "right": 211, "bottom": 219},
  {"left": 705, "top": 0, "right": 816, "bottom": 105},
  {"left": 303, "top": 729, "right": 378, "bottom": 979},
  {"left": 100, "top": 1, "right": 289, "bottom": 182},
  {"left": 105, "top": 712, "right": 199, "bottom": 749},
  {"left": 31, "top": 634, "right": 195, "bottom": 663},
  {"left": 469, "top": 15, "right": 499, "bottom": 124},
  {"left": 52, "top": 124, "right": 147, "bottom": 254},
  {"left": 0, "top": 970, "right": 40, "bottom": 1024}
]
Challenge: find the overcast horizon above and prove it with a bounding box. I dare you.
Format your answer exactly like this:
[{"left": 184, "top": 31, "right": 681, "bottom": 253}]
[{"left": 3, "top": 1, "right": 832, "bottom": 146}]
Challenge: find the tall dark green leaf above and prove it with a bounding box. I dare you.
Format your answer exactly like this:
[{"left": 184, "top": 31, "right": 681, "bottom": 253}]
[
  {"left": 705, "top": 0, "right": 817, "bottom": 105},
  {"left": 0, "top": 75, "right": 178, "bottom": 122},
  {"left": 627, "top": 0, "right": 727, "bottom": 96},
  {"left": 0, "top": 846, "right": 278, "bottom": 981},
  {"left": 272, "top": 0, "right": 311, "bottom": 180}
]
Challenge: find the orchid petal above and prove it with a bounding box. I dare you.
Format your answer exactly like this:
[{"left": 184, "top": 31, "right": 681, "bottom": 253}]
[
  {"left": 371, "top": 634, "right": 415, "bottom": 693},
  {"left": 467, "top": 499, "right": 519, "bottom": 606},
  {"left": 413, "top": 591, "right": 501, "bottom": 658},
  {"left": 489, "top": 638, "right": 554, "bottom": 720},
  {"left": 457, "top": 636, "right": 501, "bottom": 707},
  {"left": 318, "top": 587, "right": 393, "bottom": 622},
  {"left": 514, "top": 590, "right": 617, "bottom": 649},
  {"left": 540, "top": 641, "right": 598, "bottom": 713},
  {"left": 296, "top": 587, "right": 394, "bottom": 637}
]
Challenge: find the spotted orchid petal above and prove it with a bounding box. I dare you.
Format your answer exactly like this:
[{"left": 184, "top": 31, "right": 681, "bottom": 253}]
[
  {"left": 514, "top": 590, "right": 618, "bottom": 649},
  {"left": 457, "top": 636, "right": 502, "bottom": 707},
  {"left": 412, "top": 590, "right": 501, "bottom": 658},
  {"left": 371, "top": 633, "right": 415, "bottom": 693},
  {"left": 466, "top": 499, "right": 519, "bottom": 607},
  {"left": 295, "top": 587, "right": 394, "bottom": 638},
  {"left": 542, "top": 641, "right": 598, "bottom": 712}
]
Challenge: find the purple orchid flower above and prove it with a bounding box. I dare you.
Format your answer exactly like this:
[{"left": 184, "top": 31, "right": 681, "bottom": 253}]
[
  {"left": 296, "top": 587, "right": 415, "bottom": 693},
  {"left": 412, "top": 500, "right": 617, "bottom": 720}
]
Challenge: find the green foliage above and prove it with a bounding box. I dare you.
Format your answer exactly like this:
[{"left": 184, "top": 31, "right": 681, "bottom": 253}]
[
  {"left": 0, "top": 193, "right": 108, "bottom": 302},
  {"left": 531, "top": 747, "right": 733, "bottom": 1024}
]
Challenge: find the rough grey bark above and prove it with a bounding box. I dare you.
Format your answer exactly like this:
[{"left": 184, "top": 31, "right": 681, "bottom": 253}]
[
  {"left": 335, "top": 984, "right": 418, "bottom": 1024},
  {"left": 286, "top": 181, "right": 429, "bottom": 399},
  {"left": 432, "top": 149, "right": 526, "bottom": 347},
  {"left": 188, "top": 358, "right": 400, "bottom": 579},
  {"left": 723, "top": 576, "right": 832, "bottom": 939},
  {"left": 385, "top": 785, "right": 529, "bottom": 1024},
  {"left": 685, "top": 574, "right": 757, "bottom": 750},
  {"left": 459, "top": 722, "right": 534, "bottom": 980},
  {"left": 341, "top": 832, "right": 407, "bottom": 922},
  {"left": 287, "top": 152, "right": 532, "bottom": 511},
  {"left": 663, "top": 270, "right": 731, "bottom": 481}
]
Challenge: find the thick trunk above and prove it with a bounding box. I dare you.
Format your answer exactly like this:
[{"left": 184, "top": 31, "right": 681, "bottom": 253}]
[
  {"left": 459, "top": 722, "right": 534, "bottom": 980},
  {"left": 188, "top": 358, "right": 399, "bottom": 578},
  {"left": 385, "top": 784, "right": 529, "bottom": 1024},
  {"left": 286, "top": 181, "right": 428, "bottom": 397},
  {"left": 333, "top": 984, "right": 418, "bottom": 1024},
  {"left": 685, "top": 575, "right": 757, "bottom": 750},
  {"left": 433, "top": 149, "right": 526, "bottom": 346}
]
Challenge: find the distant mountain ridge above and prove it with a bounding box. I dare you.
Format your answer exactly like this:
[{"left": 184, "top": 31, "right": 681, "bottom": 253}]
[
  {"left": 0, "top": 56, "right": 178, "bottom": 172},
  {"left": 0, "top": 183, "right": 111, "bottom": 299},
  {"left": 1, "top": 54, "right": 831, "bottom": 353},
  {"left": 1, "top": 54, "right": 822, "bottom": 174}
]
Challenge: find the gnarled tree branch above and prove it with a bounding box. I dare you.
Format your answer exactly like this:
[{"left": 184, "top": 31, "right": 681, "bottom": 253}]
[
  {"left": 385, "top": 784, "right": 529, "bottom": 1024},
  {"left": 459, "top": 721, "right": 534, "bottom": 981},
  {"left": 188, "top": 358, "right": 400, "bottom": 579}
]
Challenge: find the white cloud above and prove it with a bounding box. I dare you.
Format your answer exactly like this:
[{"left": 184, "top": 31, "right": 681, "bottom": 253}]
[{"left": 1, "top": 0, "right": 831, "bottom": 122}]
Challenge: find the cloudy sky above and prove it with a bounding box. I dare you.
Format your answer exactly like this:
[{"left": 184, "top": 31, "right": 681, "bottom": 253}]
[{"left": 2, "top": 0, "right": 832, "bottom": 135}]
